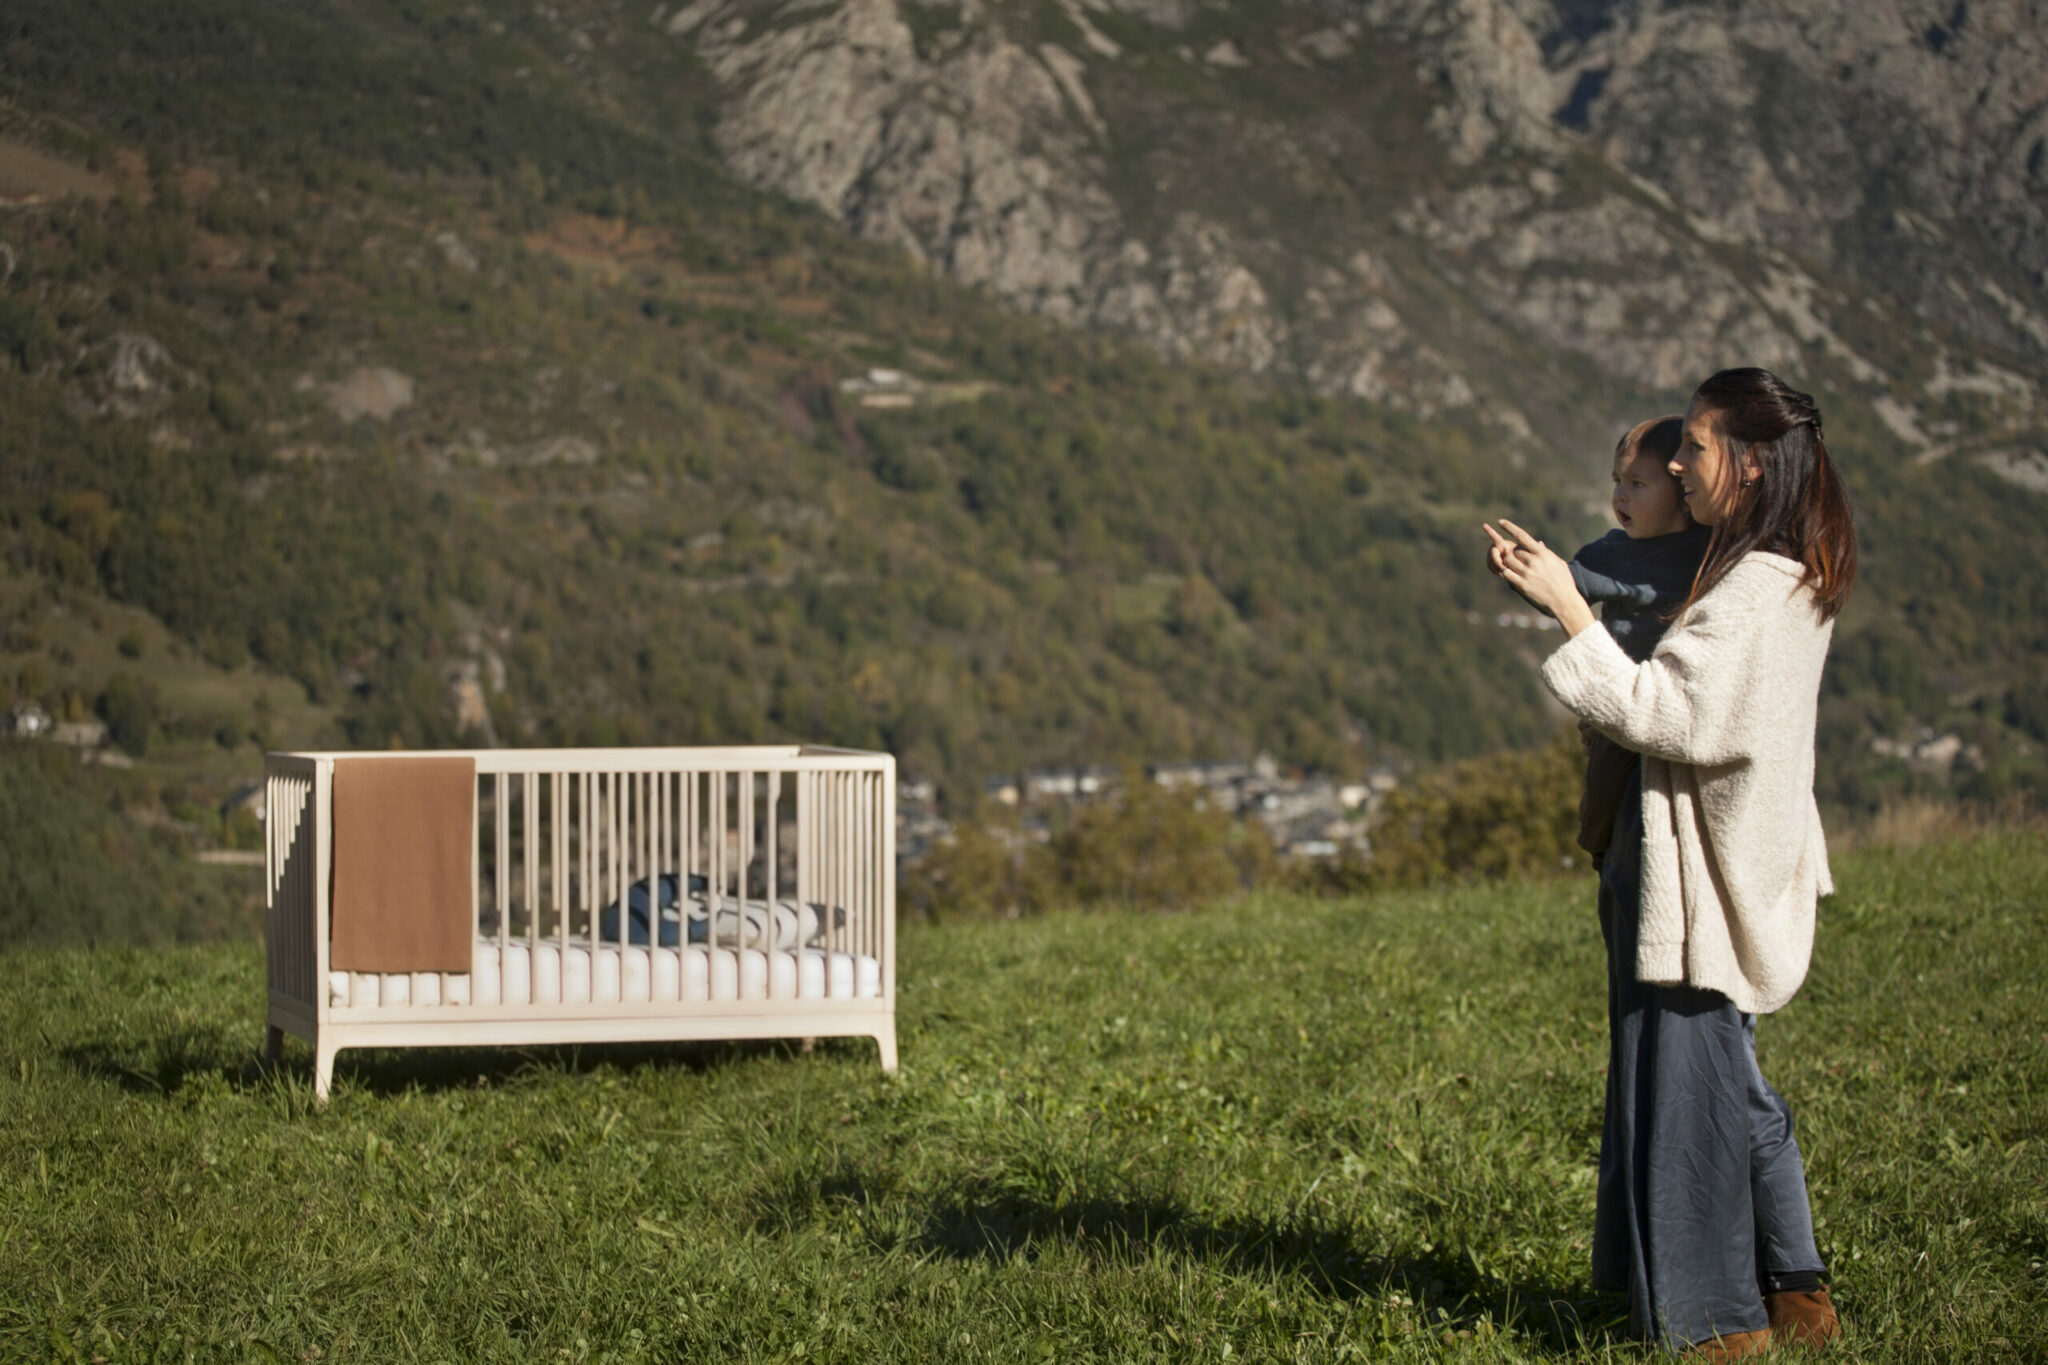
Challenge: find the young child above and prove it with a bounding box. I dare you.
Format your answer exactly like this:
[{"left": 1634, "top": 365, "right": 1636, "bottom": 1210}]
[{"left": 1497, "top": 416, "right": 1711, "bottom": 862}]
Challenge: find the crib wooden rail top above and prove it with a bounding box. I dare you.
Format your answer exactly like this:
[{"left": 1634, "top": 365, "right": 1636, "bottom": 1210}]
[{"left": 266, "top": 744, "right": 893, "bottom": 774}]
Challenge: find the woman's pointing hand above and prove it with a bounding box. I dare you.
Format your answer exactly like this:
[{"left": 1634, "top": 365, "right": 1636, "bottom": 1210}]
[{"left": 1483, "top": 520, "right": 1598, "bottom": 637}]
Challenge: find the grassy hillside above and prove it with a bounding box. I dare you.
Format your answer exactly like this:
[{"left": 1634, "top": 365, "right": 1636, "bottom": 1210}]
[
  {"left": 0, "top": 0, "right": 2042, "bottom": 856},
  {"left": 3, "top": 829, "right": 2042, "bottom": 1360}
]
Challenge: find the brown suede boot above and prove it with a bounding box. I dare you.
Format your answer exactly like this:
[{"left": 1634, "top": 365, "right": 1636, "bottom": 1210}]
[
  {"left": 1680, "top": 1328, "right": 1774, "bottom": 1361},
  {"left": 1765, "top": 1287, "right": 1839, "bottom": 1349}
]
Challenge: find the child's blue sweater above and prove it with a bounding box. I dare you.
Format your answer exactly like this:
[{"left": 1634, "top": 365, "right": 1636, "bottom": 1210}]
[{"left": 1568, "top": 525, "right": 1712, "bottom": 660}]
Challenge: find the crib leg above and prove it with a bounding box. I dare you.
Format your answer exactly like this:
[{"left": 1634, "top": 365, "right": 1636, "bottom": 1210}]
[
  {"left": 873, "top": 1023, "right": 898, "bottom": 1075},
  {"left": 313, "top": 1041, "right": 338, "bottom": 1106},
  {"left": 264, "top": 1025, "right": 284, "bottom": 1071}
]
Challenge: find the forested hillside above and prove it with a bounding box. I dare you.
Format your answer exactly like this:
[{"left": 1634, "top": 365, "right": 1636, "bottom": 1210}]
[{"left": 0, "top": 0, "right": 2043, "bottom": 878}]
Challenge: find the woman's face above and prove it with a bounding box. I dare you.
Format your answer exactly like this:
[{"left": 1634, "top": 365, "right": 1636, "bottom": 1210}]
[{"left": 1670, "top": 399, "right": 1756, "bottom": 527}]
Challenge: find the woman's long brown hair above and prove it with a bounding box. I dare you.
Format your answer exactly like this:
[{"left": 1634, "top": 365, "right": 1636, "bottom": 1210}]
[{"left": 1681, "top": 368, "right": 1858, "bottom": 621}]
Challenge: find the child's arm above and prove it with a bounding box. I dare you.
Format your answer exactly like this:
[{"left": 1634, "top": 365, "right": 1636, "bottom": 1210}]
[
  {"left": 1569, "top": 562, "right": 1654, "bottom": 610},
  {"left": 1489, "top": 550, "right": 1624, "bottom": 620}
]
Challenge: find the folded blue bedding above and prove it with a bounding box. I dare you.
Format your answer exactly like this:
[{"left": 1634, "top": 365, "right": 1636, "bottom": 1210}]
[{"left": 598, "top": 872, "right": 841, "bottom": 951}]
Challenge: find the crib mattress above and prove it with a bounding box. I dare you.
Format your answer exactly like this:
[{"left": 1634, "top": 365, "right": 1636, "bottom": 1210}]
[{"left": 329, "top": 938, "right": 882, "bottom": 1009}]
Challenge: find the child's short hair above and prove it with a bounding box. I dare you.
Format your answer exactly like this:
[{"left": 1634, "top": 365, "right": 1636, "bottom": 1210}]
[{"left": 1615, "top": 415, "right": 1684, "bottom": 470}]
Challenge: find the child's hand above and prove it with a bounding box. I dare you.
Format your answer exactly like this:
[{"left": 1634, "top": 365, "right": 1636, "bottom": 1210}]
[{"left": 1484, "top": 530, "right": 1510, "bottom": 579}]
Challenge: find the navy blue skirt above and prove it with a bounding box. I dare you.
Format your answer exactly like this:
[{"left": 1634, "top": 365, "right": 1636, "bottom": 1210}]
[{"left": 1594, "top": 766, "right": 1826, "bottom": 1349}]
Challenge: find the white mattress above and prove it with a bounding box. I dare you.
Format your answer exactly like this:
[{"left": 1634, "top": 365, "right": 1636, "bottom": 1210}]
[{"left": 329, "top": 938, "right": 881, "bottom": 1008}]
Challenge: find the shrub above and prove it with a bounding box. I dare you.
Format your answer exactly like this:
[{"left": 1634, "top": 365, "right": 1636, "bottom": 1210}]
[
  {"left": 899, "top": 814, "right": 1051, "bottom": 920},
  {"left": 1366, "top": 727, "right": 1588, "bottom": 888},
  {"left": 1051, "top": 774, "right": 1247, "bottom": 910},
  {"left": 903, "top": 773, "right": 1272, "bottom": 918},
  {"left": 98, "top": 672, "right": 159, "bottom": 757}
]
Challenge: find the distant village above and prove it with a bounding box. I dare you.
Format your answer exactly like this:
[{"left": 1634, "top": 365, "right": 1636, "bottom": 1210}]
[{"left": 896, "top": 756, "right": 1401, "bottom": 866}]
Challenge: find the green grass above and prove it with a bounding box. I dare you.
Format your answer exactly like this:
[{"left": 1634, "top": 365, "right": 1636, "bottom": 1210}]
[{"left": 4, "top": 831, "right": 2044, "bottom": 1362}]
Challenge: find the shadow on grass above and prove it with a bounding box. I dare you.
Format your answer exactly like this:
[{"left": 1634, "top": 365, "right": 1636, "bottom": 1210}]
[
  {"left": 747, "top": 1160, "right": 1631, "bottom": 1358},
  {"left": 61, "top": 1032, "right": 878, "bottom": 1100},
  {"left": 917, "top": 1184, "right": 1627, "bottom": 1356}
]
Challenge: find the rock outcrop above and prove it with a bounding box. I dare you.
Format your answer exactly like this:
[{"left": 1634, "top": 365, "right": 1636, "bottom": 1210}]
[{"left": 645, "top": 0, "right": 2046, "bottom": 463}]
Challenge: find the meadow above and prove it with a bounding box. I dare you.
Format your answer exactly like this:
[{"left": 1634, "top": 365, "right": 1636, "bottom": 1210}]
[{"left": 3, "top": 831, "right": 2043, "bottom": 1362}]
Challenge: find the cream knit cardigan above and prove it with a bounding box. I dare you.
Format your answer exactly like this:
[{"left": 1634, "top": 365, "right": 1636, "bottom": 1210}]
[{"left": 1540, "top": 552, "right": 1834, "bottom": 1015}]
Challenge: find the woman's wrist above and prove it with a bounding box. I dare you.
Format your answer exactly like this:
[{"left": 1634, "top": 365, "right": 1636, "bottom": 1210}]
[{"left": 1554, "top": 596, "right": 1598, "bottom": 637}]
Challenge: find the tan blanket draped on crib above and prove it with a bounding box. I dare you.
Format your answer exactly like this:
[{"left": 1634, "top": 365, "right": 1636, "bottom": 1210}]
[{"left": 330, "top": 756, "right": 476, "bottom": 973}]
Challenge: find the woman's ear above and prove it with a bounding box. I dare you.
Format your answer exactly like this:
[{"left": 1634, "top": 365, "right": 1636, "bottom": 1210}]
[{"left": 1741, "top": 449, "right": 1764, "bottom": 486}]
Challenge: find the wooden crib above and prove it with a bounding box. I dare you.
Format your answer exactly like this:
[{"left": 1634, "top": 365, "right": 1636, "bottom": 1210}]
[{"left": 263, "top": 745, "right": 896, "bottom": 1101}]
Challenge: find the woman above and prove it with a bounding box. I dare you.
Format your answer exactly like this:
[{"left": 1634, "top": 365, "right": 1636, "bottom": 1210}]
[{"left": 1484, "top": 368, "right": 1855, "bottom": 1359}]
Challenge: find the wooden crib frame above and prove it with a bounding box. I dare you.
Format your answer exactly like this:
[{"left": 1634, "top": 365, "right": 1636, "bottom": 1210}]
[{"left": 264, "top": 745, "right": 896, "bottom": 1101}]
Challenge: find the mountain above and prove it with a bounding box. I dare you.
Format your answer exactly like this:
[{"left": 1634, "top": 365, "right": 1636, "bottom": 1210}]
[
  {"left": 0, "top": 0, "right": 2042, "bottom": 848},
  {"left": 668, "top": 0, "right": 2048, "bottom": 456}
]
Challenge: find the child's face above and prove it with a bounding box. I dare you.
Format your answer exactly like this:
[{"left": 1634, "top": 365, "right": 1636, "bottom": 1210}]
[{"left": 1611, "top": 447, "right": 1690, "bottom": 539}]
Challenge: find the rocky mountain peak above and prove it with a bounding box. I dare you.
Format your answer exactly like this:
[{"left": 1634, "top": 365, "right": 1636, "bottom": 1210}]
[{"left": 645, "top": 0, "right": 2045, "bottom": 470}]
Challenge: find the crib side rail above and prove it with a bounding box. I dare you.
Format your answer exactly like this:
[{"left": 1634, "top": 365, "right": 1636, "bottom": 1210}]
[
  {"left": 461, "top": 754, "right": 894, "bottom": 983},
  {"left": 794, "top": 765, "right": 895, "bottom": 995},
  {"left": 292, "top": 747, "right": 895, "bottom": 1009},
  {"left": 264, "top": 755, "right": 323, "bottom": 1010}
]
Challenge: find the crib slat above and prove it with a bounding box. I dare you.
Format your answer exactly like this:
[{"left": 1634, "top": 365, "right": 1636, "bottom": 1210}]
[
  {"left": 842, "top": 770, "right": 854, "bottom": 970},
  {"left": 823, "top": 773, "right": 839, "bottom": 978},
  {"left": 554, "top": 772, "right": 567, "bottom": 954},
  {"left": 616, "top": 771, "right": 627, "bottom": 949},
  {"left": 860, "top": 771, "right": 874, "bottom": 965},
  {"left": 766, "top": 772, "right": 780, "bottom": 902},
  {"left": 654, "top": 770, "right": 667, "bottom": 953},
  {"left": 266, "top": 774, "right": 278, "bottom": 998},
  {"left": 881, "top": 761, "right": 896, "bottom": 1002},
  {"left": 495, "top": 772, "right": 508, "bottom": 955},
  {"left": 745, "top": 769, "right": 761, "bottom": 929},
  {"left": 292, "top": 777, "right": 302, "bottom": 1003},
  {"left": 859, "top": 770, "right": 871, "bottom": 964},
  {"left": 811, "top": 772, "right": 823, "bottom": 964},
  {"left": 525, "top": 771, "right": 539, "bottom": 950},
  {"left": 711, "top": 770, "right": 725, "bottom": 942},
  {"left": 647, "top": 769, "right": 655, "bottom": 949},
  {"left": 848, "top": 770, "right": 858, "bottom": 966},
  {"left": 280, "top": 776, "right": 291, "bottom": 1000},
  {"left": 610, "top": 771, "right": 623, "bottom": 948},
  {"left": 822, "top": 772, "right": 835, "bottom": 967},
  {"left": 767, "top": 772, "right": 780, "bottom": 997},
  {"left": 631, "top": 769, "right": 641, "bottom": 944},
  {"left": 863, "top": 771, "right": 875, "bottom": 963},
  {"left": 794, "top": 772, "right": 806, "bottom": 908},
  {"left": 878, "top": 768, "right": 891, "bottom": 981},
  {"left": 637, "top": 771, "right": 648, "bottom": 946},
  {"left": 864, "top": 773, "right": 872, "bottom": 965},
  {"left": 876, "top": 769, "right": 887, "bottom": 970},
  {"left": 589, "top": 770, "right": 600, "bottom": 939},
  {"left": 738, "top": 770, "right": 749, "bottom": 948},
  {"left": 577, "top": 773, "right": 585, "bottom": 945}
]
